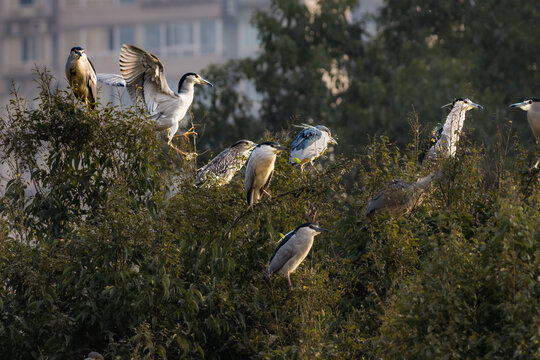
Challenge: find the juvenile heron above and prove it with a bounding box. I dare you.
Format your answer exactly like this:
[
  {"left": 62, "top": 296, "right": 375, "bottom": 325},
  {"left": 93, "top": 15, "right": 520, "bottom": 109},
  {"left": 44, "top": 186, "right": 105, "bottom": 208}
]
[
  {"left": 244, "top": 141, "right": 287, "bottom": 207},
  {"left": 196, "top": 139, "right": 256, "bottom": 187},
  {"left": 365, "top": 171, "right": 440, "bottom": 217},
  {"left": 263, "top": 222, "right": 328, "bottom": 290},
  {"left": 424, "top": 98, "right": 483, "bottom": 162},
  {"left": 84, "top": 352, "right": 104, "bottom": 360},
  {"left": 65, "top": 46, "right": 97, "bottom": 108},
  {"left": 510, "top": 98, "right": 540, "bottom": 169},
  {"left": 119, "top": 44, "right": 212, "bottom": 155},
  {"left": 289, "top": 124, "right": 337, "bottom": 171}
]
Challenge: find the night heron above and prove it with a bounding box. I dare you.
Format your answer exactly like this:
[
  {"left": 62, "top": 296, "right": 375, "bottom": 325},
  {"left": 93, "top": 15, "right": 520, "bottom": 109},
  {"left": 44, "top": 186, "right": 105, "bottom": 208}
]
[
  {"left": 423, "top": 98, "right": 483, "bottom": 162},
  {"left": 65, "top": 46, "right": 97, "bottom": 108},
  {"left": 119, "top": 44, "right": 212, "bottom": 155},
  {"left": 195, "top": 139, "right": 256, "bottom": 187},
  {"left": 244, "top": 141, "right": 287, "bottom": 207},
  {"left": 84, "top": 352, "right": 104, "bottom": 360},
  {"left": 365, "top": 171, "right": 440, "bottom": 217},
  {"left": 263, "top": 222, "right": 328, "bottom": 290},
  {"left": 289, "top": 124, "right": 337, "bottom": 171},
  {"left": 510, "top": 98, "right": 540, "bottom": 169}
]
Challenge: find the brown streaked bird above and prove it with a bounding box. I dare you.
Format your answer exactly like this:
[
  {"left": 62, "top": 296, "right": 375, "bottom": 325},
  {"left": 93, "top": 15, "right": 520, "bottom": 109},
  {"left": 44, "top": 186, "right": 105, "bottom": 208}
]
[
  {"left": 119, "top": 44, "right": 212, "bottom": 156},
  {"left": 65, "top": 46, "right": 98, "bottom": 108},
  {"left": 510, "top": 98, "right": 540, "bottom": 169}
]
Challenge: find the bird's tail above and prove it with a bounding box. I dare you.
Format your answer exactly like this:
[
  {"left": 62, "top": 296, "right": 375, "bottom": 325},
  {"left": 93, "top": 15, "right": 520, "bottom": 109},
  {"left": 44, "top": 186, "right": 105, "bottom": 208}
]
[{"left": 262, "top": 268, "right": 271, "bottom": 282}]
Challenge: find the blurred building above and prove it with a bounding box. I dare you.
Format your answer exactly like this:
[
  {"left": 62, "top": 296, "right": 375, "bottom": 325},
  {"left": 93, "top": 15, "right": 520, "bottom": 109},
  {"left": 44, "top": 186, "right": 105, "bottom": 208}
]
[{"left": 0, "top": 0, "right": 267, "bottom": 107}]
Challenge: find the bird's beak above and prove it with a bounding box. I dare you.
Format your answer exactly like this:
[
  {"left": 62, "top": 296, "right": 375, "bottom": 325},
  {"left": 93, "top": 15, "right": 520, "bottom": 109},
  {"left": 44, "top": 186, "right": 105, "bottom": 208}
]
[
  {"left": 509, "top": 101, "right": 528, "bottom": 109},
  {"left": 77, "top": 51, "right": 83, "bottom": 58},
  {"left": 470, "top": 102, "right": 483, "bottom": 110},
  {"left": 198, "top": 77, "right": 213, "bottom": 87},
  {"left": 314, "top": 226, "right": 329, "bottom": 233},
  {"left": 276, "top": 145, "right": 288, "bottom": 151}
]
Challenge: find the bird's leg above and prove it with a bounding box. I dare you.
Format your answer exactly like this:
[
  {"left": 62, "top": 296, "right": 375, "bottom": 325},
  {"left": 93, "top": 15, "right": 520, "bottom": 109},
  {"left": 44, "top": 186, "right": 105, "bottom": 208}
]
[
  {"left": 174, "top": 126, "right": 198, "bottom": 142},
  {"left": 300, "top": 163, "right": 305, "bottom": 172},
  {"left": 530, "top": 157, "right": 540, "bottom": 171},
  {"left": 262, "top": 189, "right": 272, "bottom": 198},
  {"left": 168, "top": 142, "right": 196, "bottom": 160},
  {"left": 286, "top": 273, "right": 293, "bottom": 291}
]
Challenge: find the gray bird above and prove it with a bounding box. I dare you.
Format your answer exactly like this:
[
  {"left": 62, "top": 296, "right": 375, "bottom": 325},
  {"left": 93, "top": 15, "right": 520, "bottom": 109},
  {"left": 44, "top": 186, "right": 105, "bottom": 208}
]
[
  {"left": 365, "top": 171, "right": 440, "bottom": 217},
  {"left": 244, "top": 141, "right": 287, "bottom": 207},
  {"left": 84, "top": 352, "right": 104, "bottom": 360},
  {"left": 510, "top": 98, "right": 540, "bottom": 169},
  {"left": 119, "top": 44, "right": 212, "bottom": 155},
  {"left": 425, "top": 98, "right": 483, "bottom": 162},
  {"left": 195, "top": 139, "right": 256, "bottom": 187},
  {"left": 65, "top": 46, "right": 98, "bottom": 108},
  {"left": 264, "top": 222, "right": 328, "bottom": 290},
  {"left": 289, "top": 124, "right": 337, "bottom": 171}
]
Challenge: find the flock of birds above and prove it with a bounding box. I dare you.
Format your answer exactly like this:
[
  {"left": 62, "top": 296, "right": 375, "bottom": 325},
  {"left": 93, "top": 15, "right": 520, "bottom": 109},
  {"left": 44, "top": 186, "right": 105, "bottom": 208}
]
[
  {"left": 65, "top": 43, "right": 540, "bottom": 360},
  {"left": 66, "top": 45, "right": 539, "bottom": 294}
]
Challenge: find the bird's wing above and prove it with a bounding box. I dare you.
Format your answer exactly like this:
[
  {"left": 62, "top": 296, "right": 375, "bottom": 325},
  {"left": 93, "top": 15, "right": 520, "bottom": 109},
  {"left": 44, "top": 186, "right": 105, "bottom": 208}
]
[
  {"left": 268, "top": 231, "right": 296, "bottom": 275},
  {"left": 418, "top": 127, "right": 442, "bottom": 164},
  {"left": 87, "top": 58, "right": 98, "bottom": 104},
  {"left": 244, "top": 153, "right": 256, "bottom": 203},
  {"left": 97, "top": 73, "right": 126, "bottom": 87},
  {"left": 119, "top": 44, "right": 179, "bottom": 118},
  {"left": 291, "top": 127, "right": 322, "bottom": 151},
  {"left": 196, "top": 147, "right": 234, "bottom": 185}
]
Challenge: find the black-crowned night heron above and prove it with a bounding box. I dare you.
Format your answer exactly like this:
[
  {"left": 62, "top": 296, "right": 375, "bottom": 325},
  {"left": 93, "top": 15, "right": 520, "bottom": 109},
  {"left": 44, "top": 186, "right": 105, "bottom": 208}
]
[
  {"left": 119, "top": 44, "right": 212, "bottom": 156},
  {"left": 423, "top": 98, "right": 483, "bottom": 162},
  {"left": 84, "top": 352, "right": 104, "bottom": 360},
  {"left": 263, "top": 222, "right": 328, "bottom": 290},
  {"left": 65, "top": 46, "right": 97, "bottom": 108},
  {"left": 195, "top": 139, "right": 256, "bottom": 187},
  {"left": 244, "top": 141, "right": 287, "bottom": 207},
  {"left": 510, "top": 98, "right": 540, "bottom": 169},
  {"left": 365, "top": 171, "right": 440, "bottom": 217},
  {"left": 289, "top": 124, "right": 337, "bottom": 171}
]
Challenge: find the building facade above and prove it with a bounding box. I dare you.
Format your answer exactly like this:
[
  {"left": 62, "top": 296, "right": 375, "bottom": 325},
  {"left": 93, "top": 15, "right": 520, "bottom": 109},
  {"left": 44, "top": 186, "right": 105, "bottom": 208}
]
[{"left": 0, "top": 0, "right": 266, "bottom": 107}]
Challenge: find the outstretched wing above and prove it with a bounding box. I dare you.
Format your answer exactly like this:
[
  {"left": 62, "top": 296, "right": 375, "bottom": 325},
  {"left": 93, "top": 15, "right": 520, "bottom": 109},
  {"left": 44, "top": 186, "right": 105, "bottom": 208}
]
[
  {"left": 268, "top": 231, "right": 296, "bottom": 275},
  {"left": 97, "top": 73, "right": 126, "bottom": 87},
  {"left": 119, "top": 44, "right": 179, "bottom": 119}
]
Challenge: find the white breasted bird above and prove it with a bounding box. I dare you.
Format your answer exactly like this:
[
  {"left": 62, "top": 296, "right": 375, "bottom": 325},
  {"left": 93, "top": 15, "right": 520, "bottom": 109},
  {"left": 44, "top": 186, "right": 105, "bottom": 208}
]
[
  {"left": 264, "top": 222, "right": 329, "bottom": 291},
  {"left": 196, "top": 139, "right": 256, "bottom": 187},
  {"left": 510, "top": 98, "right": 540, "bottom": 169},
  {"left": 289, "top": 124, "right": 337, "bottom": 171},
  {"left": 65, "top": 46, "right": 98, "bottom": 108},
  {"left": 119, "top": 44, "right": 212, "bottom": 156},
  {"left": 424, "top": 98, "right": 483, "bottom": 162},
  {"left": 244, "top": 141, "right": 287, "bottom": 207}
]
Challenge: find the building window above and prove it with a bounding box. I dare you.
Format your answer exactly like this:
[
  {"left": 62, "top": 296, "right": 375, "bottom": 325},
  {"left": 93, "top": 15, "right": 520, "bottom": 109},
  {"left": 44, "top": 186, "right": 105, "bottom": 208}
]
[
  {"left": 20, "top": 0, "right": 34, "bottom": 6},
  {"left": 166, "top": 22, "right": 194, "bottom": 56},
  {"left": 22, "top": 37, "right": 38, "bottom": 62},
  {"left": 239, "top": 23, "right": 259, "bottom": 56},
  {"left": 144, "top": 24, "right": 162, "bottom": 55},
  {"left": 200, "top": 20, "right": 216, "bottom": 55},
  {"left": 109, "top": 26, "right": 135, "bottom": 51}
]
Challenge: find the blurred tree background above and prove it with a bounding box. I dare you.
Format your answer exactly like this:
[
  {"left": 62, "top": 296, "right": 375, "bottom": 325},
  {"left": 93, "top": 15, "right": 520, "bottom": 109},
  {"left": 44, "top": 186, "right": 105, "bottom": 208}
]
[{"left": 1, "top": 0, "right": 539, "bottom": 359}]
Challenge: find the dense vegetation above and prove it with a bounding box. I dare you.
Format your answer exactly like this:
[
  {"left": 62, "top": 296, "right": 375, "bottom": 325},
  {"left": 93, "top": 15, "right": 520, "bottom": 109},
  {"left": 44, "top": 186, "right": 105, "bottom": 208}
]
[{"left": 1, "top": 0, "right": 539, "bottom": 359}]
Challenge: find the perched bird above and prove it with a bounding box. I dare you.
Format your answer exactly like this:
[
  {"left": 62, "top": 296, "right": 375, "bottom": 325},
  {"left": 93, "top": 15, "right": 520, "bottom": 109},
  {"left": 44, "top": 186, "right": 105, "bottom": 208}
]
[
  {"left": 365, "top": 171, "right": 440, "bottom": 217},
  {"left": 65, "top": 46, "right": 98, "bottom": 108},
  {"left": 424, "top": 98, "right": 483, "bottom": 162},
  {"left": 195, "top": 139, "right": 256, "bottom": 187},
  {"left": 84, "top": 352, "right": 104, "bottom": 360},
  {"left": 244, "top": 141, "right": 287, "bottom": 207},
  {"left": 264, "top": 222, "right": 328, "bottom": 290},
  {"left": 510, "top": 98, "right": 540, "bottom": 169},
  {"left": 289, "top": 124, "right": 337, "bottom": 171},
  {"left": 119, "top": 44, "right": 212, "bottom": 155}
]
